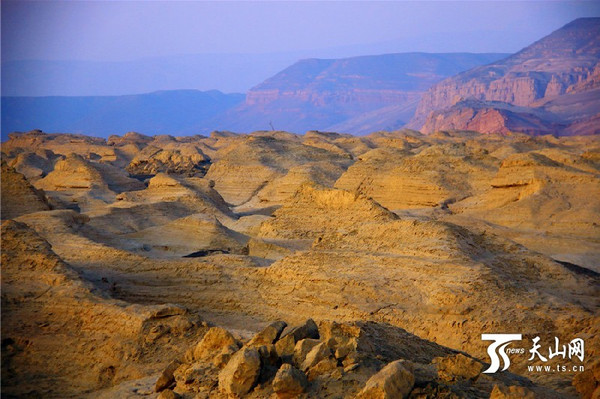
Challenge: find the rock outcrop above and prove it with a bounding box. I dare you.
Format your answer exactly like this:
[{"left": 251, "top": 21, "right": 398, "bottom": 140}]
[
  {"left": 192, "top": 327, "right": 241, "bottom": 362},
  {"left": 356, "top": 359, "right": 415, "bottom": 399},
  {"left": 126, "top": 143, "right": 210, "bottom": 177},
  {"left": 218, "top": 347, "right": 262, "bottom": 396},
  {"left": 144, "top": 319, "right": 558, "bottom": 399},
  {"left": 272, "top": 363, "right": 308, "bottom": 398}
]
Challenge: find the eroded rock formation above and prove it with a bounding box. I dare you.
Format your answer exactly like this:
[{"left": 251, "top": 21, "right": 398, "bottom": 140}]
[{"left": 1, "top": 129, "right": 598, "bottom": 398}]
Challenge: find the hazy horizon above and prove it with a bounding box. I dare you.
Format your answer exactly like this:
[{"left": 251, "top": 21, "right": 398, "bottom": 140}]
[
  {"left": 2, "top": 1, "right": 600, "bottom": 96},
  {"left": 2, "top": 1, "right": 599, "bottom": 139}
]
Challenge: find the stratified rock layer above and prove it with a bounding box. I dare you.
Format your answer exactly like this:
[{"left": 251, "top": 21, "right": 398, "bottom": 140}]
[{"left": 409, "top": 18, "right": 600, "bottom": 135}]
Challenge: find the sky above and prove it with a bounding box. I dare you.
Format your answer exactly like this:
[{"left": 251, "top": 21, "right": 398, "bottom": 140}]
[
  {"left": 3, "top": 1, "right": 600, "bottom": 63},
  {"left": 1, "top": 1, "right": 600, "bottom": 96}
]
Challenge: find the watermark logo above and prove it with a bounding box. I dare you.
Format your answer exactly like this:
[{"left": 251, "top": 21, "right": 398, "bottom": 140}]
[
  {"left": 481, "top": 334, "right": 522, "bottom": 373},
  {"left": 481, "top": 334, "right": 585, "bottom": 374},
  {"left": 528, "top": 336, "right": 584, "bottom": 362}
]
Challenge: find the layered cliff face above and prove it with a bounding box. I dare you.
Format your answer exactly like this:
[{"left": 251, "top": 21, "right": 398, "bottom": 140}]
[
  {"left": 409, "top": 18, "right": 600, "bottom": 135},
  {"left": 211, "top": 53, "right": 508, "bottom": 134},
  {"left": 246, "top": 53, "right": 509, "bottom": 103}
]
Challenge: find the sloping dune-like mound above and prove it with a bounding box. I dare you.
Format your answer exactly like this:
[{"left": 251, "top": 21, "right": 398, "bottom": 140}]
[
  {"left": 255, "top": 162, "right": 349, "bottom": 206},
  {"left": 258, "top": 184, "right": 397, "bottom": 239},
  {"left": 122, "top": 172, "right": 232, "bottom": 218},
  {"left": 1, "top": 162, "right": 50, "bottom": 219},
  {"left": 205, "top": 135, "right": 352, "bottom": 206},
  {"left": 7, "top": 149, "right": 59, "bottom": 181},
  {"left": 1, "top": 220, "right": 206, "bottom": 398},
  {"left": 125, "top": 213, "right": 248, "bottom": 257},
  {"left": 335, "top": 143, "right": 498, "bottom": 209},
  {"left": 34, "top": 153, "right": 144, "bottom": 210},
  {"left": 85, "top": 173, "right": 237, "bottom": 252}
]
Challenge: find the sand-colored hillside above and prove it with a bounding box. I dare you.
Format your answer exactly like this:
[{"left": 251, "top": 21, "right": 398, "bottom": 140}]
[
  {"left": 1, "top": 220, "right": 206, "bottom": 398},
  {"left": 1, "top": 161, "right": 50, "bottom": 219}
]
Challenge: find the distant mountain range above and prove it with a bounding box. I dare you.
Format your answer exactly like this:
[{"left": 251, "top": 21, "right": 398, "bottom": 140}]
[
  {"left": 210, "top": 53, "right": 508, "bottom": 134},
  {"left": 2, "top": 18, "right": 598, "bottom": 137},
  {"left": 1, "top": 53, "right": 507, "bottom": 137},
  {"left": 407, "top": 17, "right": 600, "bottom": 135},
  {"left": 1, "top": 90, "right": 244, "bottom": 141}
]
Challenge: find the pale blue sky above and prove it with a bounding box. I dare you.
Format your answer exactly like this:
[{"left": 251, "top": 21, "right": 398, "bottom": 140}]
[{"left": 3, "top": 1, "right": 600, "bottom": 62}]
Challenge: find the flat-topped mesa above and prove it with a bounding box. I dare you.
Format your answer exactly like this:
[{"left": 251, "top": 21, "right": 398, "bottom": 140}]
[
  {"left": 214, "top": 53, "right": 508, "bottom": 133},
  {"left": 247, "top": 54, "right": 509, "bottom": 105}
]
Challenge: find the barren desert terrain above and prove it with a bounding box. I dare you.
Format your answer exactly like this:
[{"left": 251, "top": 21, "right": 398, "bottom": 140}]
[{"left": 1, "top": 129, "right": 599, "bottom": 398}]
